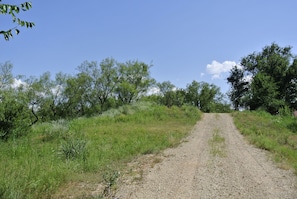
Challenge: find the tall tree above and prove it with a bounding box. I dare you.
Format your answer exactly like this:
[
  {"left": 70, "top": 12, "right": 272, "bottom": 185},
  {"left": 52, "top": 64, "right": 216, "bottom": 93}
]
[
  {"left": 239, "top": 43, "right": 296, "bottom": 113},
  {"left": 0, "top": 1, "right": 35, "bottom": 40},
  {"left": 157, "top": 81, "right": 175, "bottom": 96},
  {"left": 249, "top": 73, "right": 283, "bottom": 113},
  {"left": 284, "top": 58, "right": 297, "bottom": 109},
  {"left": 76, "top": 58, "right": 119, "bottom": 112},
  {"left": 185, "top": 80, "right": 201, "bottom": 107},
  {"left": 227, "top": 66, "right": 249, "bottom": 110},
  {"left": 185, "top": 81, "right": 222, "bottom": 112},
  {"left": 63, "top": 73, "right": 91, "bottom": 117},
  {"left": 0, "top": 61, "right": 13, "bottom": 89},
  {"left": 116, "top": 60, "right": 154, "bottom": 104},
  {"left": 0, "top": 62, "right": 31, "bottom": 140},
  {"left": 199, "top": 82, "right": 221, "bottom": 112}
]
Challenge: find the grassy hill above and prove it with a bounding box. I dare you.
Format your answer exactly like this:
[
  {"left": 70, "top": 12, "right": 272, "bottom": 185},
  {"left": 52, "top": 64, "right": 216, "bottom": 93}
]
[{"left": 0, "top": 102, "right": 201, "bottom": 198}]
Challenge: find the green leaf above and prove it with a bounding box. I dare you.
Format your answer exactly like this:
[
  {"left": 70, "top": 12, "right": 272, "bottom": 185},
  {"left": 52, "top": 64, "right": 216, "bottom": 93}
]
[
  {"left": 13, "top": 6, "right": 20, "bottom": 13},
  {"left": 15, "top": 29, "right": 20, "bottom": 35},
  {"left": 2, "top": 4, "right": 7, "bottom": 13}
]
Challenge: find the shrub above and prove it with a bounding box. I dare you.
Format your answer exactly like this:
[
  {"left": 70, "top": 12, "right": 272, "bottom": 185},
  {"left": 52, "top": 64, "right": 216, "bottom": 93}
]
[
  {"left": 288, "top": 120, "right": 297, "bottom": 133},
  {"left": 58, "top": 138, "right": 88, "bottom": 161},
  {"left": 0, "top": 91, "right": 31, "bottom": 140}
]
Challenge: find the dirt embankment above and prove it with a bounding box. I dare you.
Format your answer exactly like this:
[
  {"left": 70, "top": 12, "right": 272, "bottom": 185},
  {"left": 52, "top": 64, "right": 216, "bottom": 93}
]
[{"left": 115, "top": 113, "right": 297, "bottom": 199}]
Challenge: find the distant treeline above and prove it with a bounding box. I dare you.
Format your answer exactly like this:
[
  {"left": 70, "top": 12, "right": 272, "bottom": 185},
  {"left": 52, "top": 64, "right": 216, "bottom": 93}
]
[{"left": 0, "top": 58, "right": 229, "bottom": 140}]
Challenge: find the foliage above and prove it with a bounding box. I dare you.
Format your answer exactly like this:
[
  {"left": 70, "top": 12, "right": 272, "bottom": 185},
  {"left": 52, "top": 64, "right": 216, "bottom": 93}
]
[
  {"left": 0, "top": 89, "right": 31, "bottom": 140},
  {"left": 0, "top": 62, "right": 14, "bottom": 89},
  {"left": 75, "top": 59, "right": 119, "bottom": 113},
  {"left": 0, "top": 0, "right": 35, "bottom": 40},
  {"left": 185, "top": 81, "right": 224, "bottom": 112},
  {"left": 116, "top": 60, "right": 155, "bottom": 104},
  {"left": 228, "top": 43, "right": 297, "bottom": 114},
  {"left": 0, "top": 62, "right": 31, "bottom": 140},
  {"left": 227, "top": 65, "right": 249, "bottom": 110}
]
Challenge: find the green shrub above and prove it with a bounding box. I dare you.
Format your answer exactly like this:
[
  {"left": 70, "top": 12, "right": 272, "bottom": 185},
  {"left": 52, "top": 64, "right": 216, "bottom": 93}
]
[
  {"left": 278, "top": 106, "right": 292, "bottom": 117},
  {"left": 0, "top": 91, "right": 31, "bottom": 140},
  {"left": 287, "top": 120, "right": 297, "bottom": 133},
  {"left": 58, "top": 138, "right": 88, "bottom": 161}
]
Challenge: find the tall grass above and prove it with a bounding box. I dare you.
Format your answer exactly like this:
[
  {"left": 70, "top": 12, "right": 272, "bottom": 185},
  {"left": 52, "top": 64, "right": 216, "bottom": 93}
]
[
  {"left": 0, "top": 102, "right": 201, "bottom": 198},
  {"left": 232, "top": 111, "right": 297, "bottom": 173}
]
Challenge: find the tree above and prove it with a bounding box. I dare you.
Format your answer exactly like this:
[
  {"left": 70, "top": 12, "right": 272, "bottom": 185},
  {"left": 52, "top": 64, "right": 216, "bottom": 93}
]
[
  {"left": 185, "top": 81, "right": 222, "bottom": 112},
  {"left": 0, "top": 61, "right": 13, "bottom": 88},
  {"left": 227, "top": 65, "right": 249, "bottom": 110},
  {"left": 116, "top": 60, "right": 154, "bottom": 104},
  {"left": 63, "top": 73, "right": 92, "bottom": 117},
  {"left": 0, "top": 62, "right": 31, "bottom": 140},
  {"left": 199, "top": 82, "right": 221, "bottom": 112},
  {"left": 185, "top": 80, "right": 201, "bottom": 107},
  {"left": 155, "top": 81, "right": 177, "bottom": 106},
  {"left": 157, "top": 81, "right": 175, "bottom": 96},
  {"left": 284, "top": 58, "right": 297, "bottom": 109},
  {"left": 249, "top": 73, "right": 283, "bottom": 113},
  {"left": 239, "top": 43, "right": 297, "bottom": 114},
  {"left": 0, "top": 0, "right": 35, "bottom": 40},
  {"left": 76, "top": 58, "right": 119, "bottom": 113}
]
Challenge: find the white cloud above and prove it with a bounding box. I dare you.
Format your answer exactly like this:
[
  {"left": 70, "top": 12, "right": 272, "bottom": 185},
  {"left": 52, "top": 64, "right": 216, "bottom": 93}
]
[
  {"left": 200, "top": 72, "right": 205, "bottom": 77},
  {"left": 206, "top": 60, "right": 237, "bottom": 79},
  {"left": 147, "top": 86, "right": 160, "bottom": 95},
  {"left": 243, "top": 74, "right": 253, "bottom": 83}
]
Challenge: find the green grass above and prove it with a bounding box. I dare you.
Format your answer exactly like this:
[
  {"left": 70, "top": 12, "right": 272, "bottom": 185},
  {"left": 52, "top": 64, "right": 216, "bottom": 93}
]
[
  {"left": 0, "top": 102, "right": 201, "bottom": 198},
  {"left": 208, "top": 128, "right": 226, "bottom": 157},
  {"left": 232, "top": 111, "right": 297, "bottom": 172}
]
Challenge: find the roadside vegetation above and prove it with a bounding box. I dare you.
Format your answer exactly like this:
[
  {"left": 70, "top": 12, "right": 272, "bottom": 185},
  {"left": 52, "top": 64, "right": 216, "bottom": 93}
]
[
  {"left": 233, "top": 111, "right": 297, "bottom": 173},
  {"left": 0, "top": 102, "right": 201, "bottom": 198}
]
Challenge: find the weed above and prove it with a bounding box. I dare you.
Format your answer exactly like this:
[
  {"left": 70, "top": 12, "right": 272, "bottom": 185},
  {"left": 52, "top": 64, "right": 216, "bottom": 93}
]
[
  {"left": 208, "top": 128, "right": 226, "bottom": 157},
  {"left": 102, "top": 168, "right": 120, "bottom": 197}
]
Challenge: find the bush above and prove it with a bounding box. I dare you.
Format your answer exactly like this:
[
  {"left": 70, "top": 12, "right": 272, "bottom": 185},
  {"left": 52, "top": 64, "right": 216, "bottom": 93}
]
[
  {"left": 58, "top": 138, "right": 88, "bottom": 161},
  {"left": 0, "top": 90, "right": 31, "bottom": 140},
  {"left": 288, "top": 120, "right": 297, "bottom": 133},
  {"left": 278, "top": 106, "right": 292, "bottom": 117}
]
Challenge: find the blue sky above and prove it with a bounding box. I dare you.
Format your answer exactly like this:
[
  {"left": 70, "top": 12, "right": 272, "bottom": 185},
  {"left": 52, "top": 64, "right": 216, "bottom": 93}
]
[{"left": 1, "top": 0, "right": 297, "bottom": 95}]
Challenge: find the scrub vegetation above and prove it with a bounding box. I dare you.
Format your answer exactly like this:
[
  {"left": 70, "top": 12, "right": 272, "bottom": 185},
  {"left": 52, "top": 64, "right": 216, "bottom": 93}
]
[{"left": 0, "top": 102, "right": 201, "bottom": 198}]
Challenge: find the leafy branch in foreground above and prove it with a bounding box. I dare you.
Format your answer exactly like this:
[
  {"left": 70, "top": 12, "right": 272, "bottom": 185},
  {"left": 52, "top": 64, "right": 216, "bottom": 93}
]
[{"left": 0, "top": 1, "right": 35, "bottom": 40}]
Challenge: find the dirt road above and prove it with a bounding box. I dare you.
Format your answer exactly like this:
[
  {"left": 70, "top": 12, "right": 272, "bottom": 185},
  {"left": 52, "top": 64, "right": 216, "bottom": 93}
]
[{"left": 115, "top": 113, "right": 297, "bottom": 199}]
